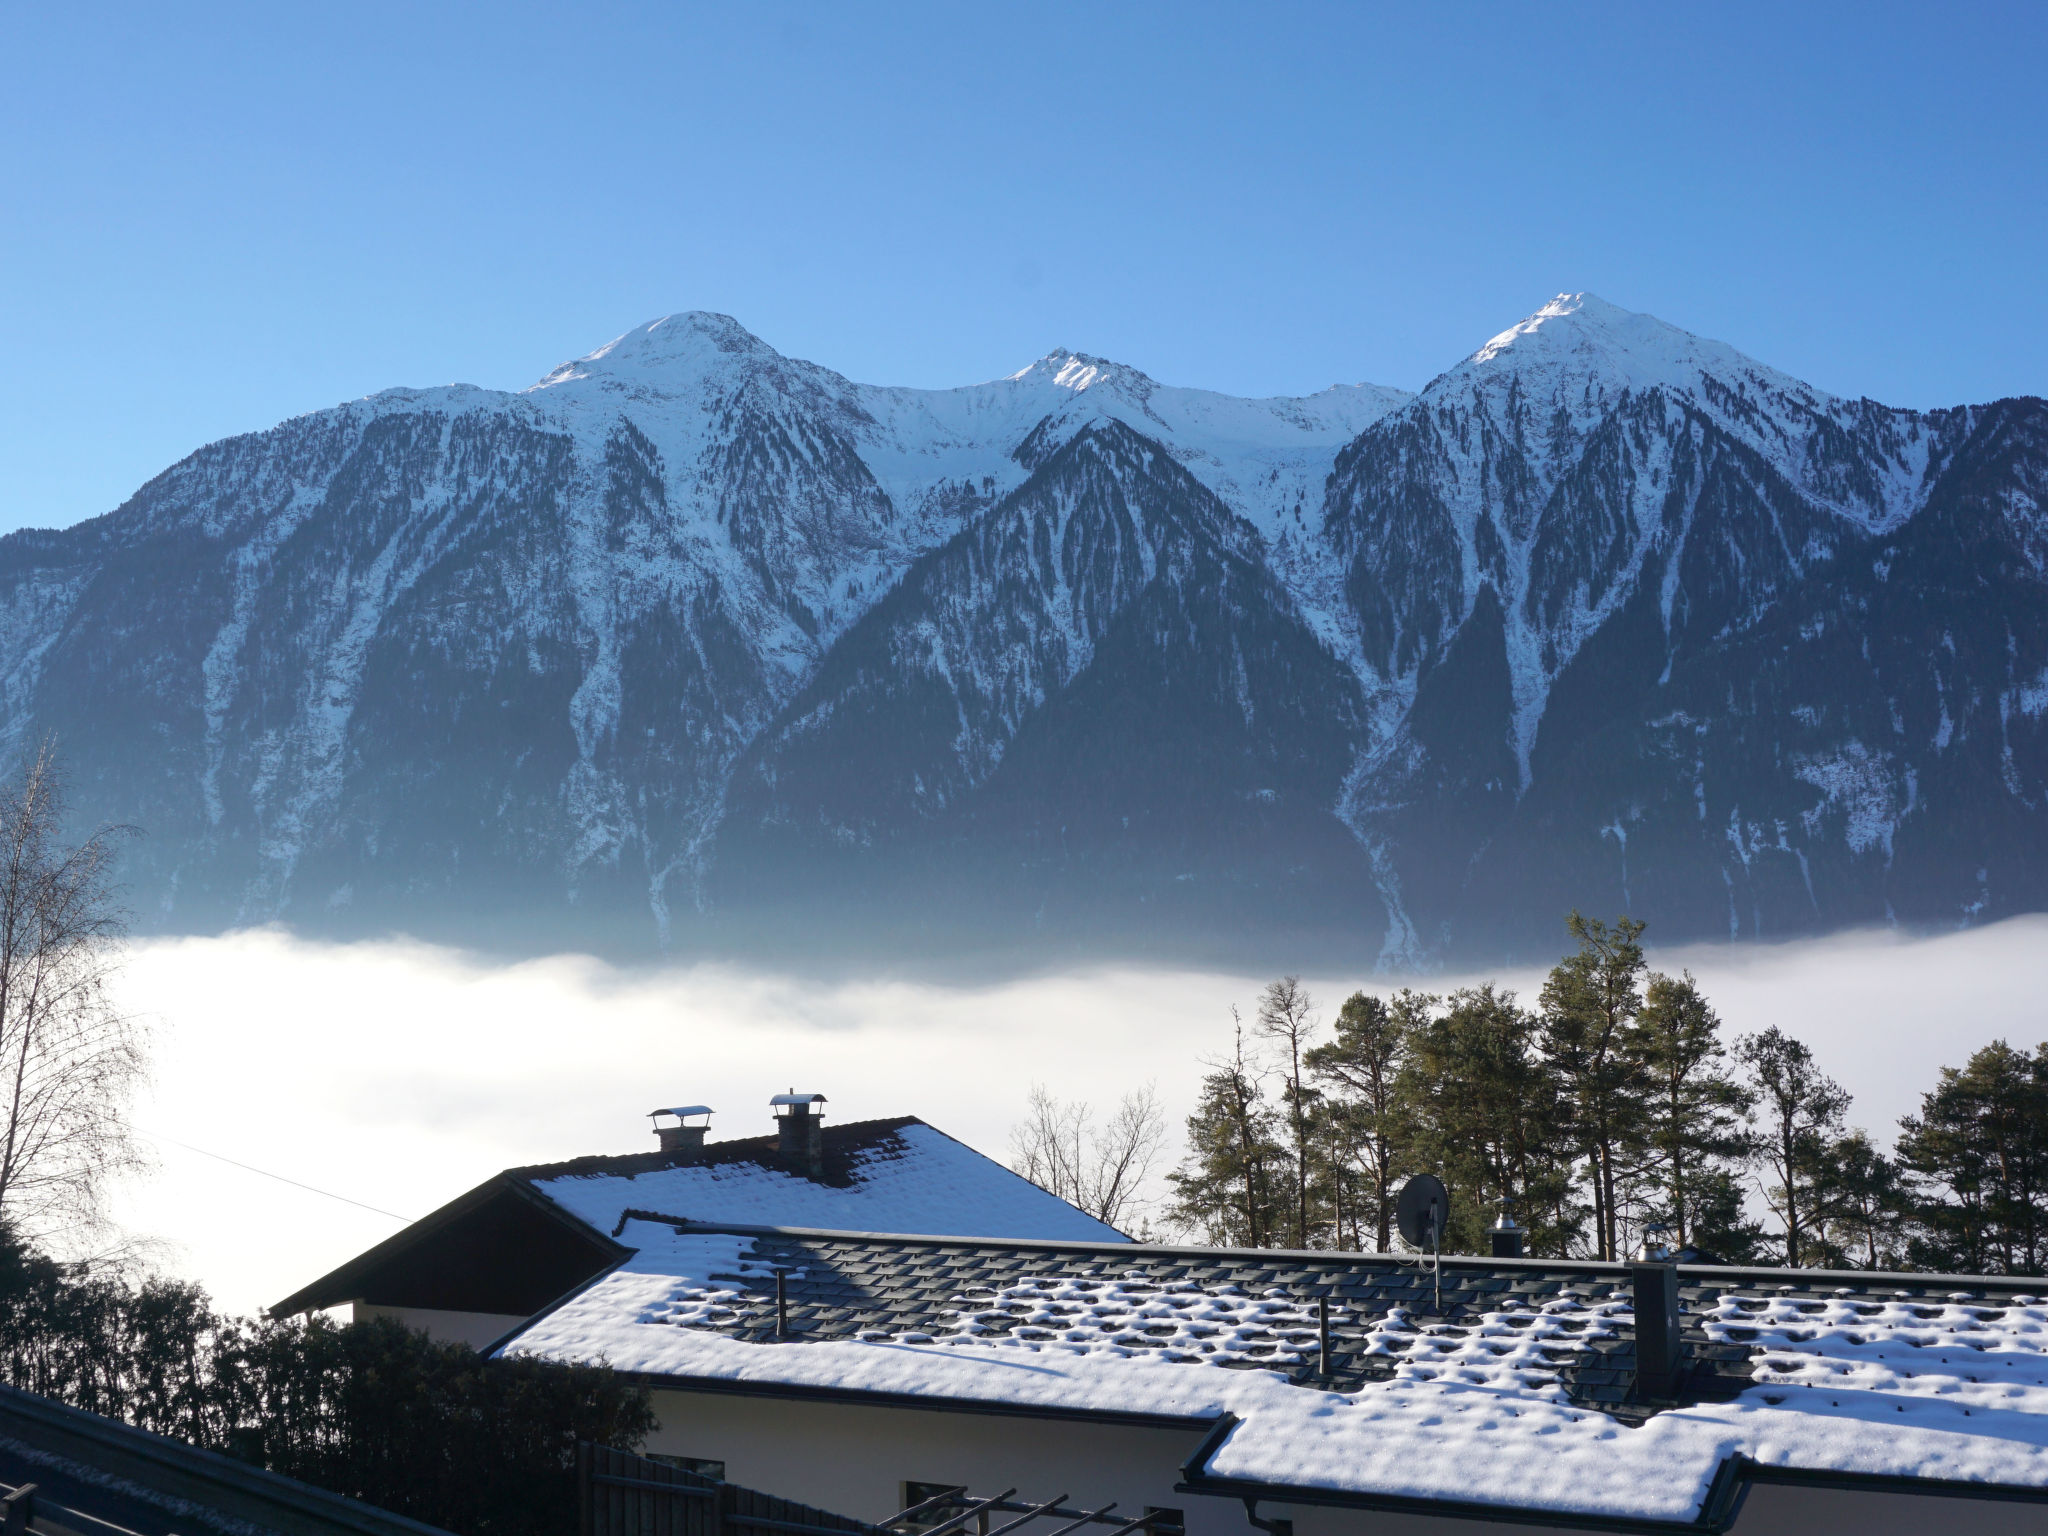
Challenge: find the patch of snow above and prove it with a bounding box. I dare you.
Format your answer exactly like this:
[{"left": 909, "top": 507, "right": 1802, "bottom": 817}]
[
  {"left": 2016, "top": 665, "right": 2048, "bottom": 719},
  {"left": 1795, "top": 742, "right": 1901, "bottom": 860}
]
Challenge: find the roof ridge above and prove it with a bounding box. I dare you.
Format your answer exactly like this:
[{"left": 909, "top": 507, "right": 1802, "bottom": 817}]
[{"left": 509, "top": 1115, "right": 925, "bottom": 1181}]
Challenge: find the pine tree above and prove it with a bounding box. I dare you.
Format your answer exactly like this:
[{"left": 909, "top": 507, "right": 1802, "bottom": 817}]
[
  {"left": 1635, "top": 971, "right": 1752, "bottom": 1255},
  {"left": 1680, "top": 1165, "right": 1770, "bottom": 1264},
  {"left": 1306, "top": 990, "right": 1419, "bottom": 1252},
  {"left": 1308, "top": 1096, "right": 1364, "bottom": 1251},
  {"left": 1813, "top": 1129, "right": 1908, "bottom": 1270},
  {"left": 1538, "top": 913, "right": 1654, "bottom": 1260},
  {"left": 1165, "top": 1015, "right": 1286, "bottom": 1246},
  {"left": 1896, "top": 1041, "right": 2048, "bottom": 1275},
  {"left": 1254, "top": 977, "right": 1322, "bottom": 1248},
  {"left": 1393, "top": 985, "right": 1572, "bottom": 1256},
  {"left": 1738, "top": 1026, "right": 1852, "bottom": 1268}
]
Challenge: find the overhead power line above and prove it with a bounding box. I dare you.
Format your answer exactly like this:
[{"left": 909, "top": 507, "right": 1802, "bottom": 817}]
[{"left": 143, "top": 1131, "right": 417, "bottom": 1223}]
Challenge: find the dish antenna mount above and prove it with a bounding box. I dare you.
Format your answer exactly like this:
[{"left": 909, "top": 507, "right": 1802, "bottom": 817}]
[{"left": 1396, "top": 1173, "right": 1449, "bottom": 1311}]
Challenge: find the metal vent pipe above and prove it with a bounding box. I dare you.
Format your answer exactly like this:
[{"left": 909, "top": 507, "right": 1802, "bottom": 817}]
[{"left": 1629, "top": 1259, "right": 1682, "bottom": 1400}]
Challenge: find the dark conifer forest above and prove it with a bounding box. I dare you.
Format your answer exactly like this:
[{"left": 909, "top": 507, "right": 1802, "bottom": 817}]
[{"left": 1162, "top": 914, "right": 2048, "bottom": 1273}]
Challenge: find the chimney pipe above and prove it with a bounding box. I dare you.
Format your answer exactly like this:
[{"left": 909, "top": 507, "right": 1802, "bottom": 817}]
[
  {"left": 771, "top": 1092, "right": 826, "bottom": 1177},
  {"left": 649, "top": 1106, "right": 713, "bottom": 1159},
  {"left": 1489, "top": 1205, "right": 1524, "bottom": 1258},
  {"left": 1629, "top": 1256, "right": 1682, "bottom": 1401}
]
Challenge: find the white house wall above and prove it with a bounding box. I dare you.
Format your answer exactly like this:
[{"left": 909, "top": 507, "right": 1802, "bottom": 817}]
[
  {"left": 1718, "top": 1482, "right": 2042, "bottom": 1536},
  {"left": 644, "top": 1388, "right": 2048, "bottom": 1536},
  {"left": 647, "top": 1389, "right": 1223, "bottom": 1533},
  {"left": 353, "top": 1303, "right": 530, "bottom": 1350}
]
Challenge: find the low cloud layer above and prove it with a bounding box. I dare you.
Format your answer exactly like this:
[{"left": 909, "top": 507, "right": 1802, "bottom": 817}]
[{"left": 105, "top": 916, "right": 2048, "bottom": 1315}]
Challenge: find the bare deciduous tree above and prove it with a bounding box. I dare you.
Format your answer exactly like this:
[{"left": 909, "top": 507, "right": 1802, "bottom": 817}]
[
  {"left": 0, "top": 743, "right": 144, "bottom": 1255},
  {"left": 1009, "top": 1080, "right": 1167, "bottom": 1233}
]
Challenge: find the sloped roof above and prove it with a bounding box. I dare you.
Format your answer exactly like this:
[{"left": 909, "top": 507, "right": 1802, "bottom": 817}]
[
  {"left": 273, "top": 1117, "right": 1121, "bottom": 1318},
  {"left": 498, "top": 1220, "right": 2048, "bottom": 1531},
  {"left": 0, "top": 1381, "right": 455, "bottom": 1536}
]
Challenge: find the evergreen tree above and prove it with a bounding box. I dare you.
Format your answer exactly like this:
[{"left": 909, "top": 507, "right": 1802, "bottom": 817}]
[
  {"left": 1679, "top": 1165, "right": 1770, "bottom": 1264},
  {"left": 1254, "top": 976, "right": 1322, "bottom": 1248},
  {"left": 1635, "top": 971, "right": 1752, "bottom": 1254},
  {"left": 1896, "top": 1041, "right": 2048, "bottom": 1275},
  {"left": 1393, "top": 985, "right": 1573, "bottom": 1256},
  {"left": 1308, "top": 1095, "right": 1366, "bottom": 1251},
  {"left": 1306, "top": 990, "right": 1419, "bottom": 1251},
  {"left": 1738, "top": 1026, "right": 1852, "bottom": 1267},
  {"left": 1813, "top": 1129, "right": 1909, "bottom": 1270},
  {"left": 1165, "top": 1014, "right": 1286, "bottom": 1246},
  {"left": 1538, "top": 913, "right": 1654, "bottom": 1260}
]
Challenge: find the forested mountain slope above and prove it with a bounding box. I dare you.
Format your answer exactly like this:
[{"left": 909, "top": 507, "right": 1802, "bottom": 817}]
[{"left": 0, "top": 296, "right": 2039, "bottom": 967}]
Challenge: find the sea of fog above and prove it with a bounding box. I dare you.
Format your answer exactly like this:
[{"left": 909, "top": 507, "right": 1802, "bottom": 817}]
[{"left": 104, "top": 916, "right": 2048, "bottom": 1315}]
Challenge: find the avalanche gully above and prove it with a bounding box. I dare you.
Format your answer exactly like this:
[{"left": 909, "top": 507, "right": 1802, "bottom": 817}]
[{"left": 1, "top": 294, "right": 2042, "bottom": 970}]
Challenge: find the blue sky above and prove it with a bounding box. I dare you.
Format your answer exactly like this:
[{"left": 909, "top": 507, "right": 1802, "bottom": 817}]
[{"left": 4, "top": 1, "right": 2042, "bottom": 534}]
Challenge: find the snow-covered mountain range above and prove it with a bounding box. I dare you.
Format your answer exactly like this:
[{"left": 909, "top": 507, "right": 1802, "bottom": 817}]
[{"left": 3, "top": 294, "right": 2041, "bottom": 967}]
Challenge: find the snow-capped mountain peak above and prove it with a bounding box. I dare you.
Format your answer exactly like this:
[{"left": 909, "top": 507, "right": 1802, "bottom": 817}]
[
  {"left": 1454, "top": 290, "right": 1800, "bottom": 403},
  {"left": 1005, "top": 349, "right": 1160, "bottom": 402},
  {"left": 527, "top": 310, "right": 784, "bottom": 393},
  {"left": 6, "top": 299, "right": 2033, "bottom": 973}
]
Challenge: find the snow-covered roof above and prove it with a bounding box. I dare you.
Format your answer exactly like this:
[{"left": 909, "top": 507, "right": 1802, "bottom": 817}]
[
  {"left": 270, "top": 1117, "right": 1124, "bottom": 1322},
  {"left": 500, "top": 1223, "right": 2048, "bottom": 1530},
  {"left": 519, "top": 1117, "right": 1125, "bottom": 1244}
]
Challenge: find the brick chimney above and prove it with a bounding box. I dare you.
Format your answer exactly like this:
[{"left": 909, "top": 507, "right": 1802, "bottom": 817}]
[
  {"left": 771, "top": 1092, "right": 826, "bottom": 1177},
  {"left": 649, "top": 1105, "right": 713, "bottom": 1159}
]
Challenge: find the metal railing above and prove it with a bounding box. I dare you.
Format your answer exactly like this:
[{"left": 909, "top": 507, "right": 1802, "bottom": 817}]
[{"left": 880, "top": 1489, "right": 1178, "bottom": 1536}]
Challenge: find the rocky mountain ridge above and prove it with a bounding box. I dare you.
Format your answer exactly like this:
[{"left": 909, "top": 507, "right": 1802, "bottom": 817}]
[{"left": 2, "top": 295, "right": 2040, "bottom": 967}]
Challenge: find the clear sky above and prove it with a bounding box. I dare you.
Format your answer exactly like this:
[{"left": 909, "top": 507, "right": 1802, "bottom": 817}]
[{"left": 4, "top": 1, "right": 2042, "bottom": 535}]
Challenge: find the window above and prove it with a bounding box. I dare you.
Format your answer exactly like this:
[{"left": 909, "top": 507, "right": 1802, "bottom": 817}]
[
  {"left": 1144, "top": 1510, "right": 1185, "bottom": 1536},
  {"left": 646, "top": 1454, "right": 726, "bottom": 1481}
]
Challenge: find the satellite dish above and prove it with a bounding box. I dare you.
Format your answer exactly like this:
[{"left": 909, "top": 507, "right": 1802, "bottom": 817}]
[{"left": 1396, "top": 1174, "right": 1449, "bottom": 1251}]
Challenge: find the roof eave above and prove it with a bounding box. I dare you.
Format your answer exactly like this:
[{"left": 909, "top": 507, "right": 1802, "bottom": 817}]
[
  {"left": 267, "top": 1172, "right": 626, "bottom": 1318},
  {"left": 609, "top": 1369, "right": 1219, "bottom": 1432}
]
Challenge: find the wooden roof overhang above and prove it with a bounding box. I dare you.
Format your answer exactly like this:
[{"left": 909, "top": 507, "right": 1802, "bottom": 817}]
[{"left": 269, "top": 1173, "right": 629, "bottom": 1319}]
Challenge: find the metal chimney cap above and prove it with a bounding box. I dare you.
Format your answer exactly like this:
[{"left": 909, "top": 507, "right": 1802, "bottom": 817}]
[
  {"left": 769, "top": 1093, "right": 826, "bottom": 1107},
  {"left": 649, "top": 1106, "right": 714, "bottom": 1121}
]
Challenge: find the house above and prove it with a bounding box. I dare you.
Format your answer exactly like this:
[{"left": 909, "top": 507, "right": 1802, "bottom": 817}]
[
  {"left": 495, "top": 1218, "right": 2048, "bottom": 1536},
  {"left": 272, "top": 1094, "right": 1124, "bottom": 1346},
  {"left": 0, "top": 1381, "right": 454, "bottom": 1536}
]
